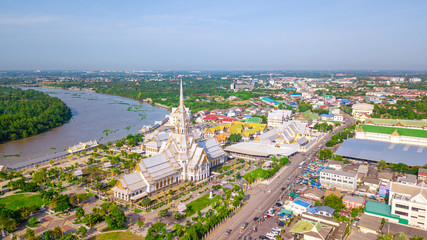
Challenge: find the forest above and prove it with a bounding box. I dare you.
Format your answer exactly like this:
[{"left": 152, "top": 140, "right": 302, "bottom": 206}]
[
  {"left": 0, "top": 87, "right": 72, "bottom": 142},
  {"left": 47, "top": 79, "right": 266, "bottom": 112},
  {"left": 371, "top": 96, "right": 427, "bottom": 119}
]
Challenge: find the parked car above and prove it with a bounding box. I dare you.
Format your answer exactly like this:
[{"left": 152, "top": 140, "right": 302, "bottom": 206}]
[
  {"left": 242, "top": 222, "right": 249, "bottom": 229},
  {"left": 258, "top": 235, "right": 268, "bottom": 239},
  {"left": 253, "top": 217, "right": 259, "bottom": 222},
  {"left": 226, "top": 229, "right": 232, "bottom": 234}
]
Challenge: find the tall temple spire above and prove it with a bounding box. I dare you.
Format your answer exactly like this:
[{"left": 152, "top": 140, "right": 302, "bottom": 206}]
[{"left": 179, "top": 77, "right": 184, "bottom": 107}]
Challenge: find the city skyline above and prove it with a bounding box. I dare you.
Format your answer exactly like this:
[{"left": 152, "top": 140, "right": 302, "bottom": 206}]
[{"left": 1, "top": 0, "right": 427, "bottom": 70}]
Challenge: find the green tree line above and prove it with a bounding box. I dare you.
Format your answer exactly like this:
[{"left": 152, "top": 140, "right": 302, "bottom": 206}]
[{"left": 0, "top": 87, "right": 72, "bottom": 142}]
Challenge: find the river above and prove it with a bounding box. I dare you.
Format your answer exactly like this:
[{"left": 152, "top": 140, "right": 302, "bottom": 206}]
[{"left": 0, "top": 87, "right": 169, "bottom": 166}]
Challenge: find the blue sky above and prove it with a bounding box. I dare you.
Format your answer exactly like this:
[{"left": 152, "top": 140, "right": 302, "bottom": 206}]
[{"left": 0, "top": 0, "right": 426, "bottom": 70}]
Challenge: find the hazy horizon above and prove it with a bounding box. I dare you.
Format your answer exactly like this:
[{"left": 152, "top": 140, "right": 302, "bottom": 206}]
[{"left": 1, "top": 0, "right": 427, "bottom": 71}]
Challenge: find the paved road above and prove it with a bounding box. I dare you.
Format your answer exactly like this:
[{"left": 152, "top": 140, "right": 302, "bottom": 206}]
[{"left": 208, "top": 116, "right": 353, "bottom": 240}]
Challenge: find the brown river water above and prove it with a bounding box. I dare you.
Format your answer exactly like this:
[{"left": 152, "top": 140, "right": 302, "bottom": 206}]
[{"left": 0, "top": 87, "right": 169, "bottom": 166}]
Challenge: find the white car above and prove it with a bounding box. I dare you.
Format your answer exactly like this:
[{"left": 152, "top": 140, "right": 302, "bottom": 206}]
[{"left": 266, "top": 233, "right": 277, "bottom": 239}]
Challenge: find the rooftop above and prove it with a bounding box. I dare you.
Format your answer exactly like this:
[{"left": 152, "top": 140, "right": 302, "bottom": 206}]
[
  {"left": 335, "top": 138, "right": 427, "bottom": 166},
  {"left": 358, "top": 214, "right": 382, "bottom": 232},
  {"left": 294, "top": 199, "right": 311, "bottom": 208},
  {"left": 289, "top": 221, "right": 314, "bottom": 233},
  {"left": 358, "top": 124, "right": 427, "bottom": 138},
  {"left": 364, "top": 200, "right": 399, "bottom": 220},
  {"left": 321, "top": 168, "right": 357, "bottom": 178},
  {"left": 225, "top": 142, "right": 298, "bottom": 157},
  {"left": 343, "top": 195, "right": 364, "bottom": 204},
  {"left": 364, "top": 118, "right": 427, "bottom": 128}
]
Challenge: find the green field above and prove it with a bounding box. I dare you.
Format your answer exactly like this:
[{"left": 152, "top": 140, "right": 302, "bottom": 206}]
[
  {"left": 0, "top": 193, "right": 43, "bottom": 210},
  {"left": 90, "top": 232, "right": 143, "bottom": 240},
  {"left": 243, "top": 168, "right": 265, "bottom": 180},
  {"left": 186, "top": 193, "right": 222, "bottom": 216}
]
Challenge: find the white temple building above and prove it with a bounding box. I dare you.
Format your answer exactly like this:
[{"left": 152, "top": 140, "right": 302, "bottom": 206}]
[{"left": 112, "top": 79, "right": 227, "bottom": 202}]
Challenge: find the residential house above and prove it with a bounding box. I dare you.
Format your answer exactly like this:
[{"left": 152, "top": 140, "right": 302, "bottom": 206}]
[
  {"left": 343, "top": 195, "right": 365, "bottom": 209},
  {"left": 357, "top": 214, "right": 382, "bottom": 235},
  {"left": 290, "top": 199, "right": 312, "bottom": 215},
  {"left": 419, "top": 168, "right": 427, "bottom": 183},
  {"left": 363, "top": 177, "right": 381, "bottom": 192},
  {"left": 333, "top": 114, "right": 344, "bottom": 122},
  {"left": 303, "top": 188, "right": 325, "bottom": 201},
  {"left": 314, "top": 206, "right": 335, "bottom": 219},
  {"left": 327, "top": 160, "right": 343, "bottom": 171},
  {"left": 397, "top": 174, "right": 418, "bottom": 185}
]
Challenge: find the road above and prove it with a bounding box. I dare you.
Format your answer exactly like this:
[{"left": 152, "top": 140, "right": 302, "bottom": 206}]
[{"left": 208, "top": 116, "right": 353, "bottom": 240}]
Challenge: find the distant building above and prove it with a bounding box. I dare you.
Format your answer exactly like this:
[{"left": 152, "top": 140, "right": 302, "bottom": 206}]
[
  {"left": 352, "top": 103, "right": 374, "bottom": 120},
  {"left": 319, "top": 169, "right": 357, "bottom": 192},
  {"left": 68, "top": 140, "right": 98, "bottom": 154},
  {"left": 320, "top": 114, "right": 334, "bottom": 121},
  {"left": 333, "top": 114, "right": 344, "bottom": 122},
  {"left": 267, "top": 109, "right": 292, "bottom": 128},
  {"left": 409, "top": 77, "right": 422, "bottom": 83}
]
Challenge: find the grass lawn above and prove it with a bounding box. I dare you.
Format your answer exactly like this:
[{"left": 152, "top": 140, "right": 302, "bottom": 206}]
[
  {"left": 186, "top": 193, "right": 222, "bottom": 216},
  {"left": 90, "top": 232, "right": 143, "bottom": 240},
  {"left": 243, "top": 168, "right": 265, "bottom": 180},
  {"left": 0, "top": 193, "right": 43, "bottom": 210}
]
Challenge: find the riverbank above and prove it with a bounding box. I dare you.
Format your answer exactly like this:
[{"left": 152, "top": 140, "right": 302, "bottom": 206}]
[
  {"left": 0, "top": 87, "right": 169, "bottom": 166},
  {"left": 41, "top": 84, "right": 172, "bottom": 111},
  {"left": 0, "top": 86, "right": 72, "bottom": 143}
]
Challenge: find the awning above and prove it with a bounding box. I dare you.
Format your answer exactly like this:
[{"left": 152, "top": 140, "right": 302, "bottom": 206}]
[{"left": 281, "top": 209, "right": 293, "bottom": 215}]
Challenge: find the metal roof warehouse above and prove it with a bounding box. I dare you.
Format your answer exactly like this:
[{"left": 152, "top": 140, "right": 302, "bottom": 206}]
[{"left": 335, "top": 138, "right": 427, "bottom": 166}]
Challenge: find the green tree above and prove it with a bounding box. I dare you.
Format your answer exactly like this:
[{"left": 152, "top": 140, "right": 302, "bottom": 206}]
[
  {"left": 127, "top": 138, "right": 136, "bottom": 147},
  {"left": 141, "top": 197, "right": 151, "bottom": 207},
  {"left": 173, "top": 211, "right": 183, "bottom": 221},
  {"left": 52, "top": 226, "right": 63, "bottom": 239},
  {"left": 324, "top": 194, "right": 345, "bottom": 212},
  {"left": 0, "top": 218, "right": 17, "bottom": 233},
  {"left": 24, "top": 228, "right": 37, "bottom": 240},
  {"left": 76, "top": 226, "right": 87, "bottom": 237},
  {"left": 394, "top": 232, "right": 409, "bottom": 240},
  {"left": 377, "top": 234, "right": 394, "bottom": 240},
  {"left": 76, "top": 206, "right": 85, "bottom": 220},
  {"left": 378, "top": 160, "right": 387, "bottom": 170},
  {"left": 159, "top": 209, "right": 169, "bottom": 218},
  {"left": 105, "top": 207, "right": 126, "bottom": 229},
  {"left": 28, "top": 217, "right": 39, "bottom": 227},
  {"left": 229, "top": 133, "right": 242, "bottom": 143},
  {"left": 136, "top": 220, "right": 145, "bottom": 229},
  {"left": 52, "top": 194, "right": 71, "bottom": 212},
  {"left": 32, "top": 169, "right": 47, "bottom": 184}
]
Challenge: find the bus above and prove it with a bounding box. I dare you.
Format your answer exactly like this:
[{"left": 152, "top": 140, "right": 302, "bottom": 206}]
[{"left": 298, "top": 161, "right": 305, "bottom": 168}]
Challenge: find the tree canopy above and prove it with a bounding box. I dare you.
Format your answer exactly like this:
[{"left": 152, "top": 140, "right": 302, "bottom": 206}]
[{"left": 0, "top": 87, "right": 72, "bottom": 142}]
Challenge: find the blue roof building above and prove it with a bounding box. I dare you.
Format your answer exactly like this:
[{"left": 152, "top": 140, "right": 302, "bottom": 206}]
[{"left": 314, "top": 206, "right": 335, "bottom": 219}]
